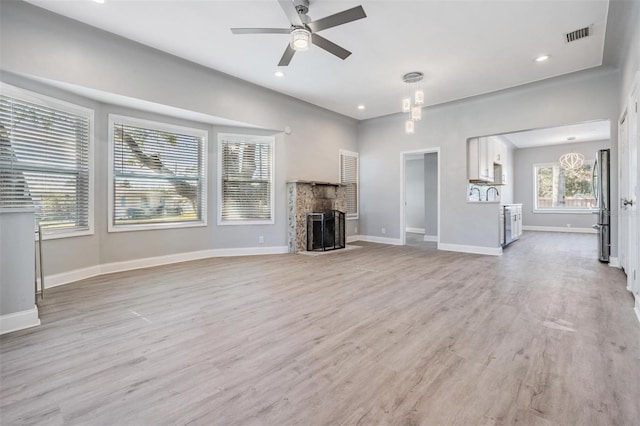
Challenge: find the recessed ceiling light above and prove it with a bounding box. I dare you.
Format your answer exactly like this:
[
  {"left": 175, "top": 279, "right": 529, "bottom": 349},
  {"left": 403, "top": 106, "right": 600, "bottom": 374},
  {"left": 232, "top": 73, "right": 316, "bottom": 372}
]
[
  {"left": 535, "top": 55, "right": 550, "bottom": 62},
  {"left": 92, "top": 0, "right": 105, "bottom": 3},
  {"left": 274, "top": 71, "right": 284, "bottom": 77},
  {"left": 357, "top": 104, "right": 365, "bottom": 110}
]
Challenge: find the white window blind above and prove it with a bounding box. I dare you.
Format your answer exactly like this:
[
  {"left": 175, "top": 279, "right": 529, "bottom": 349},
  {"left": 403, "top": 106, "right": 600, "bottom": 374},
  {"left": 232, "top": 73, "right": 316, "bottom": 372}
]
[
  {"left": 0, "top": 88, "right": 92, "bottom": 236},
  {"left": 218, "top": 134, "right": 274, "bottom": 224},
  {"left": 340, "top": 150, "right": 359, "bottom": 218},
  {"left": 110, "top": 116, "right": 207, "bottom": 229}
]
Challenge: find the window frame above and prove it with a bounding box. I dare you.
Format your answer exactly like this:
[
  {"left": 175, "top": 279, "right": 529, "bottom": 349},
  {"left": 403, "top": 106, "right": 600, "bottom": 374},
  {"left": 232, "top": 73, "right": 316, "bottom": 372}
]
[
  {"left": 532, "top": 161, "right": 597, "bottom": 214},
  {"left": 339, "top": 149, "right": 359, "bottom": 220},
  {"left": 217, "top": 133, "right": 275, "bottom": 226},
  {"left": 0, "top": 83, "right": 95, "bottom": 240},
  {"left": 107, "top": 114, "right": 208, "bottom": 232}
]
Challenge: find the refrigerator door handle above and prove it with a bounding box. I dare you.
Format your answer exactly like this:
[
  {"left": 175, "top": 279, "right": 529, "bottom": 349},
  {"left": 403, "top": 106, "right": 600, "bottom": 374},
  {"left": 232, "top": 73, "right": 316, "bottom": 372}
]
[{"left": 592, "top": 158, "right": 598, "bottom": 208}]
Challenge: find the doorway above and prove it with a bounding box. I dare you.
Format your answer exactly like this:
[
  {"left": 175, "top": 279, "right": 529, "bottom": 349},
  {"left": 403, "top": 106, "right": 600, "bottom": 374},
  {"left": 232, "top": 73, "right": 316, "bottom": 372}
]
[{"left": 400, "top": 149, "right": 440, "bottom": 247}]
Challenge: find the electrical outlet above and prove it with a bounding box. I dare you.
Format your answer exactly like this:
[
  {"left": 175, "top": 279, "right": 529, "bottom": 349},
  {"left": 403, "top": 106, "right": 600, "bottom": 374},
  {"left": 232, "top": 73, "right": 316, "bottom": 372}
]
[
  {"left": 381, "top": 227, "right": 386, "bottom": 234},
  {"left": 258, "top": 236, "right": 264, "bottom": 244},
  {"left": 566, "top": 224, "right": 571, "bottom": 228},
  {"left": 354, "top": 227, "right": 358, "bottom": 234}
]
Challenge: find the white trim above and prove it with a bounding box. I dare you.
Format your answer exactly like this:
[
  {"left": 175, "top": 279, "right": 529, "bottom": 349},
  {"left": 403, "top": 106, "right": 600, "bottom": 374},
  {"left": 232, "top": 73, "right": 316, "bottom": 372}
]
[
  {"left": 635, "top": 302, "right": 640, "bottom": 325},
  {"left": 217, "top": 133, "right": 275, "bottom": 226},
  {"left": 42, "top": 246, "right": 289, "bottom": 289},
  {"left": 608, "top": 257, "right": 621, "bottom": 268},
  {"left": 357, "top": 235, "right": 403, "bottom": 245},
  {"left": 423, "top": 235, "right": 438, "bottom": 242},
  {"left": 400, "top": 148, "right": 441, "bottom": 247},
  {"left": 406, "top": 227, "right": 425, "bottom": 234},
  {"left": 0, "top": 306, "right": 40, "bottom": 335},
  {"left": 1, "top": 82, "right": 95, "bottom": 240},
  {"left": 438, "top": 243, "right": 503, "bottom": 256},
  {"left": 339, "top": 149, "right": 359, "bottom": 219},
  {"left": 523, "top": 225, "right": 597, "bottom": 234},
  {"left": 107, "top": 114, "right": 209, "bottom": 232},
  {"left": 346, "top": 234, "right": 361, "bottom": 243}
]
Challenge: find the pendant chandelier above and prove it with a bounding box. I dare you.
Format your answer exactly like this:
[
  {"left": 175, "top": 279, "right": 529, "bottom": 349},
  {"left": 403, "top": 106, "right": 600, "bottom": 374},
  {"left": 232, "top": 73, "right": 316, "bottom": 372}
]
[
  {"left": 402, "top": 71, "right": 424, "bottom": 134},
  {"left": 559, "top": 137, "right": 584, "bottom": 169}
]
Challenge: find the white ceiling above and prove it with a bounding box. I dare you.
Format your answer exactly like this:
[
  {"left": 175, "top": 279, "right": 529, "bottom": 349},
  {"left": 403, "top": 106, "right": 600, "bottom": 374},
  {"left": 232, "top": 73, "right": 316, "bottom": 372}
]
[
  {"left": 501, "top": 119, "right": 611, "bottom": 149},
  {"left": 24, "top": 0, "right": 610, "bottom": 120}
]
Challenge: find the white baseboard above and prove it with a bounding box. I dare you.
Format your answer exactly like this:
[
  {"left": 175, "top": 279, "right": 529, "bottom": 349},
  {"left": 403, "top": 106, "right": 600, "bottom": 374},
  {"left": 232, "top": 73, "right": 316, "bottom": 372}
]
[
  {"left": 423, "top": 235, "right": 438, "bottom": 242},
  {"left": 405, "top": 227, "right": 425, "bottom": 234},
  {"left": 635, "top": 304, "right": 640, "bottom": 325},
  {"left": 523, "top": 225, "right": 597, "bottom": 234},
  {"left": 438, "top": 243, "right": 503, "bottom": 256},
  {"left": 43, "top": 246, "right": 289, "bottom": 289},
  {"left": 0, "top": 306, "right": 40, "bottom": 335},
  {"left": 357, "top": 235, "right": 403, "bottom": 245},
  {"left": 608, "top": 257, "right": 621, "bottom": 268},
  {"left": 347, "top": 234, "right": 361, "bottom": 243}
]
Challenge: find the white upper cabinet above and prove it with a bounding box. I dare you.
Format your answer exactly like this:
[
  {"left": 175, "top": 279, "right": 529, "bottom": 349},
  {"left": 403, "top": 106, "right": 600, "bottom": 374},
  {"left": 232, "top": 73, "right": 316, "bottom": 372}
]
[{"left": 468, "top": 136, "right": 508, "bottom": 185}]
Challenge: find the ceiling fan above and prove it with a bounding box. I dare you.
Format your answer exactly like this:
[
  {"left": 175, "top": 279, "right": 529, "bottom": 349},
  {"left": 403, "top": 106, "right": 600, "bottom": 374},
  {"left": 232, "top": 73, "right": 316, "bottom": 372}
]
[{"left": 231, "top": 0, "right": 367, "bottom": 66}]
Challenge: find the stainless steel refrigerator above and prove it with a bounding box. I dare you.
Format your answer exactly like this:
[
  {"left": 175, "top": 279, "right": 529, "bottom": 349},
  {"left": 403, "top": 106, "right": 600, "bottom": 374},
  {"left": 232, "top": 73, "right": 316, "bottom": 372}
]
[{"left": 593, "top": 149, "right": 610, "bottom": 262}]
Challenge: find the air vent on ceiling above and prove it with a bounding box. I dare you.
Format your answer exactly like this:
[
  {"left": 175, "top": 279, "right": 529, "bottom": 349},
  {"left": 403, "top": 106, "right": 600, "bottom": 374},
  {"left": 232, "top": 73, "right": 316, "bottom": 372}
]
[{"left": 565, "top": 26, "right": 591, "bottom": 43}]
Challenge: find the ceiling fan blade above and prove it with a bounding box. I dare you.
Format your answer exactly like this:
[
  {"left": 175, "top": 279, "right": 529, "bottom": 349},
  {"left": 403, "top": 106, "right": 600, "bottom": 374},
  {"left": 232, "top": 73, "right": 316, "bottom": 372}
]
[
  {"left": 231, "top": 28, "right": 290, "bottom": 35},
  {"left": 308, "top": 5, "right": 366, "bottom": 32},
  {"left": 278, "top": 0, "right": 303, "bottom": 26},
  {"left": 311, "top": 34, "right": 351, "bottom": 60},
  {"left": 278, "top": 45, "right": 296, "bottom": 66}
]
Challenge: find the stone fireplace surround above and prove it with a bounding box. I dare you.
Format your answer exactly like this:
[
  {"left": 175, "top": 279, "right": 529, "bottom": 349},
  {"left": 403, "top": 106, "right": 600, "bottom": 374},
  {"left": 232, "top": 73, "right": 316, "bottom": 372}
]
[{"left": 287, "top": 181, "right": 346, "bottom": 253}]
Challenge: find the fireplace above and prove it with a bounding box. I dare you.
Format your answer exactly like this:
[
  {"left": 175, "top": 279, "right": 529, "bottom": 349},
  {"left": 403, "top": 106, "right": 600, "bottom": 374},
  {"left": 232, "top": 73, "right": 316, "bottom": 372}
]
[
  {"left": 306, "top": 210, "right": 345, "bottom": 251},
  {"left": 287, "top": 181, "right": 347, "bottom": 253}
]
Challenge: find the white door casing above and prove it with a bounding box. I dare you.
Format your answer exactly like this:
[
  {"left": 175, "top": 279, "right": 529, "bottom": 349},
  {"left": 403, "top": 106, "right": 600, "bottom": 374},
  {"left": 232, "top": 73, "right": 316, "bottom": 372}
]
[
  {"left": 624, "top": 73, "right": 639, "bottom": 310},
  {"left": 619, "top": 110, "right": 629, "bottom": 272}
]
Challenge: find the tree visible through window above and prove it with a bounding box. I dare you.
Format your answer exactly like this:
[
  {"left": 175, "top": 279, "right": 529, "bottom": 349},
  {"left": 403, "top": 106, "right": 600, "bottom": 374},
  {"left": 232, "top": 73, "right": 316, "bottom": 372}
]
[
  {"left": 535, "top": 162, "right": 595, "bottom": 210},
  {"left": 110, "top": 115, "right": 207, "bottom": 230},
  {"left": 218, "top": 134, "right": 274, "bottom": 224},
  {"left": 0, "top": 86, "right": 93, "bottom": 237}
]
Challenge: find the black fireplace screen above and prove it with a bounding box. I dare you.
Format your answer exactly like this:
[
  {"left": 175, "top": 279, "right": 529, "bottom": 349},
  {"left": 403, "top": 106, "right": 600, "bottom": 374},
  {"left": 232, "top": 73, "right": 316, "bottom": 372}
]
[{"left": 306, "top": 210, "right": 346, "bottom": 251}]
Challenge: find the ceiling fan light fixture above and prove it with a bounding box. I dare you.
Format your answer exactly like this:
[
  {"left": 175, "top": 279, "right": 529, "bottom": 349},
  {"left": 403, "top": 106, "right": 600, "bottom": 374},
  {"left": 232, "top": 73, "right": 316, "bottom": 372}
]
[{"left": 290, "top": 28, "right": 311, "bottom": 51}]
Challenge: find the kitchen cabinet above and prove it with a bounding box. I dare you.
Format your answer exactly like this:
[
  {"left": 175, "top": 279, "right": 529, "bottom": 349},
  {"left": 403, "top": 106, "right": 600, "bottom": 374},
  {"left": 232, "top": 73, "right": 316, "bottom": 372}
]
[
  {"left": 468, "top": 137, "right": 494, "bottom": 182},
  {"left": 468, "top": 136, "right": 509, "bottom": 184}
]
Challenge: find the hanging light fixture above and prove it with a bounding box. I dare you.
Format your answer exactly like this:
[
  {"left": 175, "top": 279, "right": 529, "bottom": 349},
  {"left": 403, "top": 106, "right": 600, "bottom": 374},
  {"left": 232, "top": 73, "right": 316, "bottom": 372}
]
[
  {"left": 290, "top": 28, "right": 311, "bottom": 51},
  {"left": 402, "top": 71, "right": 424, "bottom": 134},
  {"left": 559, "top": 137, "right": 584, "bottom": 169}
]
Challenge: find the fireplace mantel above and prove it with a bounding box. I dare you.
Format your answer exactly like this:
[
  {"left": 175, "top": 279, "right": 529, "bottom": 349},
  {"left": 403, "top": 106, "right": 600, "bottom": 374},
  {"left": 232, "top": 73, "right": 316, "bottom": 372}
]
[{"left": 287, "top": 181, "right": 347, "bottom": 253}]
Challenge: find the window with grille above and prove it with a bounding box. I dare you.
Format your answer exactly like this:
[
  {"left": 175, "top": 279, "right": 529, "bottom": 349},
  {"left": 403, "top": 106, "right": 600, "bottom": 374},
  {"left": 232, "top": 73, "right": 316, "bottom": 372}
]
[
  {"left": 218, "top": 133, "right": 274, "bottom": 225},
  {"left": 340, "top": 150, "right": 359, "bottom": 219},
  {"left": 109, "top": 115, "right": 207, "bottom": 231},
  {"left": 0, "top": 84, "right": 93, "bottom": 238}
]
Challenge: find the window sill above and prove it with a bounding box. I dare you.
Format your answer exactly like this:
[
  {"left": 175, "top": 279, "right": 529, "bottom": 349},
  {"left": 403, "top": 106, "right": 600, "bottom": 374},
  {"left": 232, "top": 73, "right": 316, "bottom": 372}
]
[
  {"left": 218, "top": 219, "right": 275, "bottom": 226},
  {"left": 40, "top": 229, "right": 95, "bottom": 241},
  {"left": 533, "top": 209, "right": 596, "bottom": 215},
  {"left": 347, "top": 215, "right": 359, "bottom": 220},
  {"left": 108, "top": 221, "right": 207, "bottom": 233}
]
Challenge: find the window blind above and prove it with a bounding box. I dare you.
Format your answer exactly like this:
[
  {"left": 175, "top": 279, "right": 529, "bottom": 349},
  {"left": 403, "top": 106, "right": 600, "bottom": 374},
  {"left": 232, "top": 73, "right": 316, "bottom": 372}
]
[
  {"left": 340, "top": 151, "right": 358, "bottom": 218},
  {"left": 219, "top": 135, "right": 273, "bottom": 223},
  {"left": 0, "top": 93, "right": 91, "bottom": 234},
  {"left": 112, "top": 119, "right": 206, "bottom": 227}
]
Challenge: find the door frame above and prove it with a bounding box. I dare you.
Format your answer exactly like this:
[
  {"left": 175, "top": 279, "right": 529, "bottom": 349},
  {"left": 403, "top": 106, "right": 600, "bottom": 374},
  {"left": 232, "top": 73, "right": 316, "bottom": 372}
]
[{"left": 399, "top": 148, "right": 441, "bottom": 246}]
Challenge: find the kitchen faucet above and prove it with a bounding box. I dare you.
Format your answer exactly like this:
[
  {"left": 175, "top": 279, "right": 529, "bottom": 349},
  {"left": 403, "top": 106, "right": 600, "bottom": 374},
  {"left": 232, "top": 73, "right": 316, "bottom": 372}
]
[{"left": 486, "top": 186, "right": 499, "bottom": 201}]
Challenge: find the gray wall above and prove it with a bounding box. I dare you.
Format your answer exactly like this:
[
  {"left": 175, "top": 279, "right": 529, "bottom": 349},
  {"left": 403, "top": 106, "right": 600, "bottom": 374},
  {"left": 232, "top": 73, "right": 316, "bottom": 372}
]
[
  {"left": 424, "top": 153, "right": 438, "bottom": 237},
  {"left": 358, "top": 67, "right": 620, "bottom": 252},
  {"left": 0, "top": 1, "right": 359, "bottom": 276},
  {"left": 405, "top": 159, "right": 425, "bottom": 230},
  {"left": 514, "top": 139, "right": 610, "bottom": 229}
]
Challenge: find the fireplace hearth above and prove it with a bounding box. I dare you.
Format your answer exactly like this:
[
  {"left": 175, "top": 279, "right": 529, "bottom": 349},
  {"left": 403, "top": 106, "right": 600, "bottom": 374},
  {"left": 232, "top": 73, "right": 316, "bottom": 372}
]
[{"left": 307, "top": 210, "right": 345, "bottom": 251}]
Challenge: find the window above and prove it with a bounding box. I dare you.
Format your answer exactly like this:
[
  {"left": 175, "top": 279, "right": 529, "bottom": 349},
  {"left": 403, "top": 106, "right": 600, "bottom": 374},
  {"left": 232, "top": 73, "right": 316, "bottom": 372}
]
[
  {"left": 534, "top": 161, "right": 595, "bottom": 211},
  {"left": 109, "top": 115, "right": 207, "bottom": 231},
  {"left": 339, "top": 150, "right": 359, "bottom": 219},
  {"left": 218, "top": 133, "right": 274, "bottom": 225},
  {"left": 0, "top": 84, "right": 93, "bottom": 238}
]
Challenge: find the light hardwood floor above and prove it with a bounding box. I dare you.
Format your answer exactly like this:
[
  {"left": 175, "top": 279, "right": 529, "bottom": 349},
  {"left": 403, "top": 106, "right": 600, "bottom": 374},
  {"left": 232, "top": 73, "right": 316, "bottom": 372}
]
[{"left": 1, "top": 232, "right": 638, "bottom": 425}]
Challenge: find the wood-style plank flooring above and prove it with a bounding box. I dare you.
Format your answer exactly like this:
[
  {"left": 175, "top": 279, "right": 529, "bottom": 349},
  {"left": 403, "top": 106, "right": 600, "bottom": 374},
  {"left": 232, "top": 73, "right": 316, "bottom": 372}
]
[{"left": 1, "top": 232, "right": 638, "bottom": 425}]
